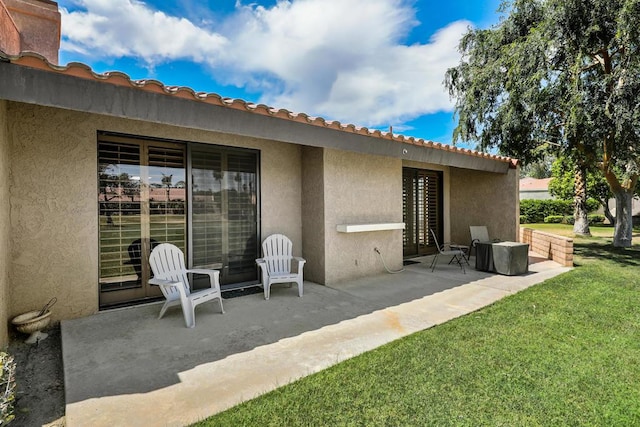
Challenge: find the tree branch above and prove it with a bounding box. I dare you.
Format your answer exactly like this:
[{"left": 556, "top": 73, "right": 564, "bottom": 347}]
[{"left": 581, "top": 60, "right": 601, "bottom": 72}]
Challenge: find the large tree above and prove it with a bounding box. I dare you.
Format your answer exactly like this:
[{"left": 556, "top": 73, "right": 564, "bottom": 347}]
[
  {"left": 549, "top": 156, "right": 616, "bottom": 225},
  {"left": 445, "top": 0, "right": 640, "bottom": 247},
  {"left": 550, "top": 156, "right": 640, "bottom": 225}
]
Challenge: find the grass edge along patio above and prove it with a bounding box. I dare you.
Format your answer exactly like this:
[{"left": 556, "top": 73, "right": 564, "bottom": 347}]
[{"left": 197, "top": 225, "right": 640, "bottom": 426}]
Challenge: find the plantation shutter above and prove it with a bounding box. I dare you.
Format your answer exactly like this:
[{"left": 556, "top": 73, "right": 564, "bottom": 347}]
[{"left": 403, "top": 168, "right": 442, "bottom": 257}]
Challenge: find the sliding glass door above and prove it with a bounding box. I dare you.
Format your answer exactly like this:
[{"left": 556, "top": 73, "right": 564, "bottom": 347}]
[
  {"left": 98, "top": 134, "right": 186, "bottom": 308},
  {"left": 98, "top": 132, "right": 259, "bottom": 309},
  {"left": 190, "top": 145, "right": 259, "bottom": 288}
]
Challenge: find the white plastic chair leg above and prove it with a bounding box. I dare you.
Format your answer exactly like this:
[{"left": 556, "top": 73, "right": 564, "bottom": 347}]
[
  {"left": 183, "top": 303, "right": 196, "bottom": 328},
  {"left": 158, "top": 298, "right": 180, "bottom": 319},
  {"left": 158, "top": 301, "right": 171, "bottom": 319},
  {"left": 297, "top": 279, "right": 303, "bottom": 297}
]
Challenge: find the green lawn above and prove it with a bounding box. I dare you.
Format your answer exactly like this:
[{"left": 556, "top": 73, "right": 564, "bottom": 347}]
[
  {"left": 521, "top": 223, "right": 640, "bottom": 240},
  {"left": 196, "top": 226, "right": 640, "bottom": 426}
]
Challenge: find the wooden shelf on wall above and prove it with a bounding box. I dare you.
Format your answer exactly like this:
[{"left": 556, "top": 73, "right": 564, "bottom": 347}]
[{"left": 336, "top": 223, "right": 405, "bottom": 233}]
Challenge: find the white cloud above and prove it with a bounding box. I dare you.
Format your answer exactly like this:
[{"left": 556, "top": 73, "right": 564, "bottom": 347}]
[
  {"left": 60, "top": 0, "right": 227, "bottom": 64},
  {"left": 59, "top": 0, "right": 470, "bottom": 127}
]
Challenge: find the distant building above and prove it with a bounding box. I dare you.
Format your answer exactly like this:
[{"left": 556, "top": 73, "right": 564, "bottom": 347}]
[
  {"left": 608, "top": 198, "right": 640, "bottom": 218},
  {"left": 519, "top": 178, "right": 552, "bottom": 200}
]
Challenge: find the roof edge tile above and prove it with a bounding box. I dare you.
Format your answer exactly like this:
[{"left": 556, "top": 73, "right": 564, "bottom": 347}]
[{"left": 3, "top": 50, "right": 519, "bottom": 166}]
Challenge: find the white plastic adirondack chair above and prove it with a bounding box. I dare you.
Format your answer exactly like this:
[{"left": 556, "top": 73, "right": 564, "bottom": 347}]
[
  {"left": 148, "top": 243, "right": 224, "bottom": 328},
  {"left": 256, "top": 234, "right": 306, "bottom": 300}
]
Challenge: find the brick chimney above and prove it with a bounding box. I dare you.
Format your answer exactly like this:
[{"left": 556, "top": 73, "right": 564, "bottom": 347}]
[{"left": 0, "top": 0, "right": 61, "bottom": 64}]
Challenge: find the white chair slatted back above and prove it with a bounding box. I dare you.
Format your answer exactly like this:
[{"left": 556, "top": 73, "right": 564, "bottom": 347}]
[
  {"left": 262, "top": 234, "right": 293, "bottom": 275},
  {"left": 149, "top": 244, "right": 191, "bottom": 299},
  {"left": 470, "top": 226, "right": 490, "bottom": 243}
]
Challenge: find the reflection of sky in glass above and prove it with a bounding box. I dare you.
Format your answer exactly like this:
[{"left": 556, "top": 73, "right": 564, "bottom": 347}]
[
  {"left": 104, "top": 163, "right": 254, "bottom": 192},
  {"left": 148, "top": 166, "right": 185, "bottom": 186},
  {"left": 228, "top": 171, "right": 255, "bottom": 192},
  {"left": 103, "top": 163, "right": 139, "bottom": 178},
  {"left": 103, "top": 164, "right": 185, "bottom": 187},
  {"left": 192, "top": 168, "right": 220, "bottom": 193},
  {"left": 192, "top": 170, "right": 254, "bottom": 192}
]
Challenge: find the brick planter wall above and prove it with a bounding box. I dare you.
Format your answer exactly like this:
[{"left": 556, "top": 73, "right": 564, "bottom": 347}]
[{"left": 520, "top": 227, "right": 573, "bottom": 267}]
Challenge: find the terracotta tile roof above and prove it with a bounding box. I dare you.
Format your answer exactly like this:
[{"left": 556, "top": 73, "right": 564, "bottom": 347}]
[
  {"left": 4, "top": 51, "right": 518, "bottom": 168},
  {"left": 519, "top": 177, "right": 551, "bottom": 191}
]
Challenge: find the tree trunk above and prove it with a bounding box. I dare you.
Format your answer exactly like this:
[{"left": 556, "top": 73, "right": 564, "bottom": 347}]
[
  {"left": 573, "top": 164, "right": 591, "bottom": 236},
  {"left": 613, "top": 189, "right": 634, "bottom": 247},
  {"left": 600, "top": 197, "right": 615, "bottom": 226}
]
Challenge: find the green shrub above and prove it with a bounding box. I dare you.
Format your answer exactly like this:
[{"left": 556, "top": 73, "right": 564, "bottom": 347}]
[
  {"left": 520, "top": 199, "right": 601, "bottom": 224},
  {"left": 544, "top": 215, "right": 564, "bottom": 223},
  {"left": 545, "top": 215, "right": 605, "bottom": 225},
  {"left": 520, "top": 199, "right": 573, "bottom": 223},
  {"left": 586, "top": 198, "right": 600, "bottom": 213},
  {"left": 0, "top": 352, "right": 16, "bottom": 425},
  {"left": 519, "top": 215, "right": 528, "bottom": 224}
]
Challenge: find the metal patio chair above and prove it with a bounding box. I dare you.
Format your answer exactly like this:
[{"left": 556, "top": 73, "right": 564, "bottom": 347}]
[
  {"left": 429, "top": 229, "right": 466, "bottom": 273},
  {"left": 469, "top": 225, "right": 501, "bottom": 255},
  {"left": 470, "top": 225, "right": 492, "bottom": 245}
]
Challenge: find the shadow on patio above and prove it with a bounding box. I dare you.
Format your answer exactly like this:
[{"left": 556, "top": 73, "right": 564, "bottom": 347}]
[{"left": 62, "top": 255, "right": 570, "bottom": 426}]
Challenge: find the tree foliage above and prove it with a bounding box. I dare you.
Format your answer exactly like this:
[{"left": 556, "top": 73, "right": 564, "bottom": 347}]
[
  {"left": 520, "top": 155, "right": 554, "bottom": 178},
  {"left": 445, "top": 0, "right": 640, "bottom": 246},
  {"left": 549, "top": 156, "right": 617, "bottom": 224}
]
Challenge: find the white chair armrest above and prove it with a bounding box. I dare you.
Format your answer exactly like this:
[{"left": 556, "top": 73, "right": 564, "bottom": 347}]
[
  {"left": 292, "top": 257, "right": 305, "bottom": 273},
  {"left": 149, "top": 278, "right": 189, "bottom": 300},
  {"left": 185, "top": 269, "right": 221, "bottom": 290},
  {"left": 186, "top": 268, "right": 220, "bottom": 276},
  {"left": 149, "top": 278, "right": 181, "bottom": 287}
]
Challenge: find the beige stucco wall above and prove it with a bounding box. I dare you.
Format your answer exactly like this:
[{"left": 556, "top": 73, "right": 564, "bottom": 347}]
[
  {"left": 5, "top": 100, "right": 519, "bottom": 322},
  {"left": 449, "top": 166, "right": 519, "bottom": 245},
  {"left": 323, "top": 149, "right": 403, "bottom": 285},
  {"left": 7, "top": 102, "right": 302, "bottom": 322},
  {"left": 301, "top": 146, "right": 325, "bottom": 284},
  {"left": 0, "top": 101, "right": 10, "bottom": 347}
]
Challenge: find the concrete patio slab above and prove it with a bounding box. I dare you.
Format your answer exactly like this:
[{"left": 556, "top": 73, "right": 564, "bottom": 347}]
[{"left": 62, "top": 256, "right": 571, "bottom": 426}]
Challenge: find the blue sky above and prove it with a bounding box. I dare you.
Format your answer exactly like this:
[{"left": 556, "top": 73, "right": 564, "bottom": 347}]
[{"left": 57, "top": 0, "right": 503, "bottom": 145}]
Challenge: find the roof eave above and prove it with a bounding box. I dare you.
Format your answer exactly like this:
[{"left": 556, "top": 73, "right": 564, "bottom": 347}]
[{"left": 0, "top": 60, "right": 512, "bottom": 173}]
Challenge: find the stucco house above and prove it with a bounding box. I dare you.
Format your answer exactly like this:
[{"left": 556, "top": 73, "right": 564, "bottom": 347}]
[
  {"left": 0, "top": 0, "right": 520, "bottom": 347},
  {"left": 519, "top": 177, "right": 552, "bottom": 200}
]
